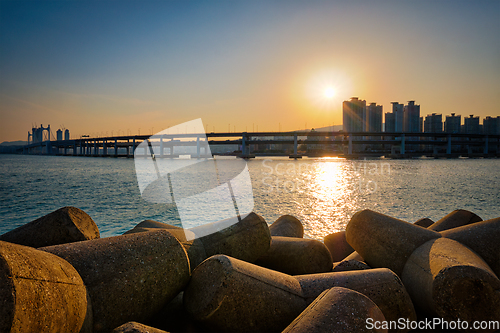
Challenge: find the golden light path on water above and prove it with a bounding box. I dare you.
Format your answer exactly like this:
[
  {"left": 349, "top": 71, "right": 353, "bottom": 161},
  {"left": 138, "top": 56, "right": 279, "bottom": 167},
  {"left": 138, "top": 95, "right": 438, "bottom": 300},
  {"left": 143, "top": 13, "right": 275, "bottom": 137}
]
[
  {"left": 250, "top": 157, "right": 367, "bottom": 240},
  {"left": 304, "top": 158, "right": 359, "bottom": 239},
  {"left": 1, "top": 155, "right": 499, "bottom": 239}
]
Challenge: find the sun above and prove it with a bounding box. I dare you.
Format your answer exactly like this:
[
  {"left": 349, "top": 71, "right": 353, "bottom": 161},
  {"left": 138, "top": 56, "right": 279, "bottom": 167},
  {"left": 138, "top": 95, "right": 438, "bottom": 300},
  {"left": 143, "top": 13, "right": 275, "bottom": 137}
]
[{"left": 323, "top": 86, "right": 336, "bottom": 99}]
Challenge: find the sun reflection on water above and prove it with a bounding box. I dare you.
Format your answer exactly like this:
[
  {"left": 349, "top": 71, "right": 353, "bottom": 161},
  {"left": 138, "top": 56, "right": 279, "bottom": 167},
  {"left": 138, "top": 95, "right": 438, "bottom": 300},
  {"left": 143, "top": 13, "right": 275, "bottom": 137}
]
[
  {"left": 250, "top": 158, "right": 368, "bottom": 240},
  {"left": 249, "top": 157, "right": 390, "bottom": 240},
  {"left": 301, "top": 160, "right": 359, "bottom": 239}
]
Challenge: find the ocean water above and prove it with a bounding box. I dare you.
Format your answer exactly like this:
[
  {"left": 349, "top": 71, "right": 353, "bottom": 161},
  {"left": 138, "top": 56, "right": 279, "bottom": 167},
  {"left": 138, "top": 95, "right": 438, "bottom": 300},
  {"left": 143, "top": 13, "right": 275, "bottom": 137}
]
[{"left": 0, "top": 154, "right": 499, "bottom": 239}]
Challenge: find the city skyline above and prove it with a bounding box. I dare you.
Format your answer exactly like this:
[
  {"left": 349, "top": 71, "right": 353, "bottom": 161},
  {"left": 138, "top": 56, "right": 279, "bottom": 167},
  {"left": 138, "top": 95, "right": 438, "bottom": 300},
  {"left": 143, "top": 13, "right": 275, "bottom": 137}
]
[{"left": 1, "top": 0, "right": 499, "bottom": 142}]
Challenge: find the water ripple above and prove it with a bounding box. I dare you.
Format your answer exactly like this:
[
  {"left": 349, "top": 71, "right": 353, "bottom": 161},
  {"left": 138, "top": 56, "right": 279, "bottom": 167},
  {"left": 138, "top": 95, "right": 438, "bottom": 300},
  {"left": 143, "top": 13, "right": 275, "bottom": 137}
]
[{"left": 0, "top": 155, "right": 499, "bottom": 240}]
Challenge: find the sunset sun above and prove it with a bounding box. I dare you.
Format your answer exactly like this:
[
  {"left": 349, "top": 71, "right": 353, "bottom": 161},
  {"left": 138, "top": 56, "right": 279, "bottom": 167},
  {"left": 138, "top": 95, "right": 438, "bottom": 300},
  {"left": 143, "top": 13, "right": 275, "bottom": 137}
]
[{"left": 323, "top": 86, "right": 336, "bottom": 99}]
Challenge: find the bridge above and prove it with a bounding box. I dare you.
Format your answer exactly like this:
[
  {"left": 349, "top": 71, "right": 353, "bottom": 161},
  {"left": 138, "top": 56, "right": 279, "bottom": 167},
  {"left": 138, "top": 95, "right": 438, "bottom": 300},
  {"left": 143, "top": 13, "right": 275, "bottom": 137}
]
[{"left": 21, "top": 131, "right": 500, "bottom": 159}]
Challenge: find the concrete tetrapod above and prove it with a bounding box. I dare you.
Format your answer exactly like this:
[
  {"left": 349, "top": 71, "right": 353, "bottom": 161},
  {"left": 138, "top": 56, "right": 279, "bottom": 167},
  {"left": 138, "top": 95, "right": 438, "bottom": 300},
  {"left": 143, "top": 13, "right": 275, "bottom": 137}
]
[
  {"left": 295, "top": 269, "right": 416, "bottom": 333},
  {"left": 40, "top": 230, "right": 191, "bottom": 333},
  {"left": 413, "top": 217, "right": 434, "bottom": 228},
  {"left": 323, "top": 230, "right": 354, "bottom": 262},
  {"left": 147, "top": 291, "right": 207, "bottom": 333},
  {"left": 0, "top": 241, "right": 90, "bottom": 333},
  {"left": 282, "top": 287, "right": 387, "bottom": 333},
  {"left": 0, "top": 206, "right": 100, "bottom": 248},
  {"left": 345, "top": 209, "right": 441, "bottom": 276},
  {"left": 344, "top": 250, "right": 365, "bottom": 262},
  {"left": 332, "top": 259, "right": 371, "bottom": 272},
  {"left": 401, "top": 237, "right": 500, "bottom": 329},
  {"left": 124, "top": 220, "right": 207, "bottom": 270},
  {"left": 254, "top": 236, "right": 333, "bottom": 275},
  {"left": 427, "top": 209, "right": 482, "bottom": 232},
  {"left": 111, "top": 322, "right": 169, "bottom": 333},
  {"left": 184, "top": 254, "right": 307, "bottom": 332},
  {"left": 125, "top": 213, "right": 271, "bottom": 267},
  {"left": 440, "top": 217, "right": 500, "bottom": 278},
  {"left": 192, "top": 212, "right": 271, "bottom": 263},
  {"left": 269, "top": 215, "right": 304, "bottom": 238},
  {"left": 184, "top": 255, "right": 416, "bottom": 333}
]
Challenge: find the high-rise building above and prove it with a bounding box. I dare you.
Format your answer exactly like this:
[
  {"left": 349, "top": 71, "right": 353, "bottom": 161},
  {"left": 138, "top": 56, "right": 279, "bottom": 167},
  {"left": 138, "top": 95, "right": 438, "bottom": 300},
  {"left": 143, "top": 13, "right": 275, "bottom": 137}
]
[
  {"left": 343, "top": 97, "right": 366, "bottom": 132},
  {"left": 424, "top": 113, "right": 443, "bottom": 133},
  {"left": 444, "top": 113, "right": 461, "bottom": 133},
  {"left": 384, "top": 112, "right": 395, "bottom": 132},
  {"left": 392, "top": 102, "right": 404, "bottom": 132},
  {"left": 384, "top": 102, "right": 404, "bottom": 132},
  {"left": 483, "top": 116, "right": 500, "bottom": 135},
  {"left": 463, "top": 115, "right": 480, "bottom": 134},
  {"left": 392, "top": 102, "right": 404, "bottom": 133},
  {"left": 366, "top": 103, "right": 383, "bottom": 132},
  {"left": 403, "top": 101, "right": 420, "bottom": 133}
]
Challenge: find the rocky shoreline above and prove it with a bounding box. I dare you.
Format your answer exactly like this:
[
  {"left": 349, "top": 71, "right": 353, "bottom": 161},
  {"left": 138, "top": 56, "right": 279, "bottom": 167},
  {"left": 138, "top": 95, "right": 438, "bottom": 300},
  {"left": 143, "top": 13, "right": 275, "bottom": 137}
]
[{"left": 1, "top": 207, "right": 499, "bottom": 332}]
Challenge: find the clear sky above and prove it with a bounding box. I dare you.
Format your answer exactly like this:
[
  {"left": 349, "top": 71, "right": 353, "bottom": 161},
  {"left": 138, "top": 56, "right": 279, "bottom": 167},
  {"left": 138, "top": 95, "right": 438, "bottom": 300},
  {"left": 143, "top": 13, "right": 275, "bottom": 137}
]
[{"left": 1, "top": 0, "right": 499, "bottom": 142}]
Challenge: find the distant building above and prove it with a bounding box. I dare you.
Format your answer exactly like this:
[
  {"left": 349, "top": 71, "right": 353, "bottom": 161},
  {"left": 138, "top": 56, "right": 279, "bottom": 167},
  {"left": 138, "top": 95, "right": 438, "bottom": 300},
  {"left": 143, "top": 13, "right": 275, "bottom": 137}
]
[
  {"left": 393, "top": 102, "right": 404, "bottom": 132},
  {"left": 343, "top": 97, "right": 366, "bottom": 132},
  {"left": 403, "top": 101, "right": 420, "bottom": 133},
  {"left": 64, "top": 129, "right": 70, "bottom": 140},
  {"left": 444, "top": 113, "right": 461, "bottom": 133},
  {"left": 424, "top": 113, "right": 443, "bottom": 133},
  {"left": 483, "top": 116, "right": 500, "bottom": 135},
  {"left": 384, "top": 102, "right": 404, "bottom": 133},
  {"left": 384, "top": 112, "right": 395, "bottom": 132},
  {"left": 366, "top": 103, "right": 383, "bottom": 132},
  {"left": 56, "top": 129, "right": 63, "bottom": 141},
  {"left": 463, "top": 115, "right": 480, "bottom": 134}
]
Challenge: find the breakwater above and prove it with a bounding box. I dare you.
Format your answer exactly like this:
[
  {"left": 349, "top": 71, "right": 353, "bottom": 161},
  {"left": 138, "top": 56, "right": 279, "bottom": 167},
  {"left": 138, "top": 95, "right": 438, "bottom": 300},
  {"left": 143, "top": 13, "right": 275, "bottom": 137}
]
[{"left": 1, "top": 206, "right": 499, "bottom": 332}]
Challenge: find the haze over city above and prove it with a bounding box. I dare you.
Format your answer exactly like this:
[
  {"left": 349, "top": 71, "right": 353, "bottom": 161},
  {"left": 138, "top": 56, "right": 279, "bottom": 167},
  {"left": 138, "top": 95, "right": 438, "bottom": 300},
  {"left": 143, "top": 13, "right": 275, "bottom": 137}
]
[{"left": 1, "top": 0, "right": 499, "bottom": 142}]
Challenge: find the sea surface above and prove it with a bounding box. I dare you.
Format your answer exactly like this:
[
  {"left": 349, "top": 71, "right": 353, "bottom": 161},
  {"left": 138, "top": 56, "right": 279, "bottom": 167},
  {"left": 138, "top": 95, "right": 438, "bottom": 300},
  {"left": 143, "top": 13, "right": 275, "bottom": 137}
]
[{"left": 0, "top": 154, "right": 499, "bottom": 239}]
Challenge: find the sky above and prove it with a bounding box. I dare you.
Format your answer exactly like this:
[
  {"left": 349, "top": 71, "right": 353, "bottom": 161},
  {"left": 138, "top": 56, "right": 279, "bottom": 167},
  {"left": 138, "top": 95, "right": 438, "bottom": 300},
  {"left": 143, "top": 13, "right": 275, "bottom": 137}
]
[{"left": 1, "top": 0, "right": 499, "bottom": 142}]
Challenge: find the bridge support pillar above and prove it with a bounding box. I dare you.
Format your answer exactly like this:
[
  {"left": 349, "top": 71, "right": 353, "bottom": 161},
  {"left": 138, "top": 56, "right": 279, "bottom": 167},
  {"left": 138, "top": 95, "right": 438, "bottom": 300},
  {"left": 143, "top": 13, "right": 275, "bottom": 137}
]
[
  {"left": 289, "top": 133, "right": 302, "bottom": 158},
  {"left": 447, "top": 134, "right": 452, "bottom": 155},
  {"left": 160, "top": 136, "right": 164, "bottom": 157},
  {"left": 348, "top": 134, "right": 353, "bottom": 155},
  {"left": 115, "top": 138, "right": 118, "bottom": 156},
  {"left": 197, "top": 136, "right": 201, "bottom": 158},
  {"left": 294, "top": 133, "right": 298, "bottom": 155},
  {"left": 241, "top": 134, "right": 246, "bottom": 156},
  {"left": 484, "top": 135, "right": 489, "bottom": 155},
  {"left": 401, "top": 134, "right": 405, "bottom": 155}
]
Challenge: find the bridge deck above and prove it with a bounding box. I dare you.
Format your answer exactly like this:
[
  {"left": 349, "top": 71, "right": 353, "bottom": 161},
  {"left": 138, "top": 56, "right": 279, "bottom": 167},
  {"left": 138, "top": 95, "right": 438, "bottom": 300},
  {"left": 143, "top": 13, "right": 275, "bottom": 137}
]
[{"left": 21, "top": 131, "right": 500, "bottom": 159}]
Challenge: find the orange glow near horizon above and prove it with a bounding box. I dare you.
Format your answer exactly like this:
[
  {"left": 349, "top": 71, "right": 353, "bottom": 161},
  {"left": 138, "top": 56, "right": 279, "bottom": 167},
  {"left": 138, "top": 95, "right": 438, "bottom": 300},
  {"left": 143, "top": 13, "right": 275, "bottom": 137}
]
[{"left": 1, "top": 1, "right": 499, "bottom": 142}]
